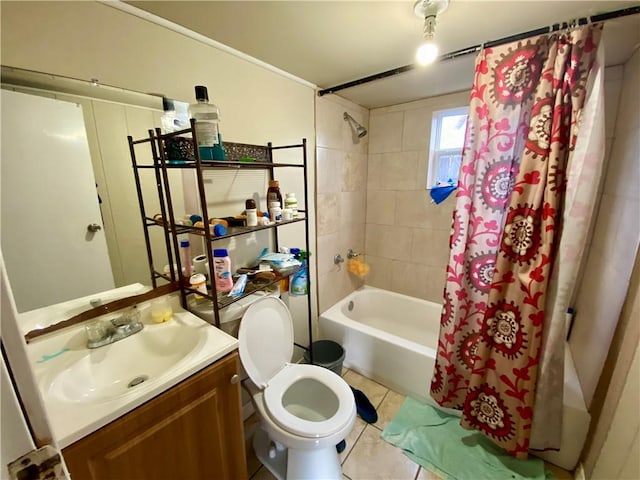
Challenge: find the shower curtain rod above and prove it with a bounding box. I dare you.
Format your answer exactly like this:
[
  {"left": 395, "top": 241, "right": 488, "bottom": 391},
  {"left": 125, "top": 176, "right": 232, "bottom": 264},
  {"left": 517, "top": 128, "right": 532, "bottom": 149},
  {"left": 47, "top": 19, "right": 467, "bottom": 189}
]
[{"left": 317, "top": 5, "right": 640, "bottom": 97}]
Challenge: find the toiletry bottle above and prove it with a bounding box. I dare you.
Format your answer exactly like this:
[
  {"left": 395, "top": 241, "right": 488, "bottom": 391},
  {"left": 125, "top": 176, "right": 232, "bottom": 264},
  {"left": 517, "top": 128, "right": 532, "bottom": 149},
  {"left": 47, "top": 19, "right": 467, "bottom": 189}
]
[
  {"left": 268, "top": 201, "right": 282, "bottom": 223},
  {"left": 290, "top": 250, "right": 309, "bottom": 296},
  {"left": 189, "top": 85, "right": 226, "bottom": 161},
  {"left": 267, "top": 180, "right": 283, "bottom": 208},
  {"left": 285, "top": 192, "right": 298, "bottom": 218},
  {"left": 162, "top": 97, "right": 193, "bottom": 163},
  {"left": 246, "top": 199, "right": 258, "bottom": 227},
  {"left": 160, "top": 97, "right": 177, "bottom": 134},
  {"left": 180, "top": 239, "right": 193, "bottom": 276},
  {"left": 213, "top": 249, "right": 233, "bottom": 292},
  {"left": 189, "top": 273, "right": 208, "bottom": 300}
]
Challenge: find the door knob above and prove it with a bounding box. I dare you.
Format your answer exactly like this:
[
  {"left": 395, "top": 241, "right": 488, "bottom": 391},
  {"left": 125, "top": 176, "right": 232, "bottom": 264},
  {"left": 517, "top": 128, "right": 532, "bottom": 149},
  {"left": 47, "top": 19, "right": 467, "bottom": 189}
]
[
  {"left": 230, "top": 374, "right": 240, "bottom": 384},
  {"left": 87, "top": 223, "right": 102, "bottom": 233}
]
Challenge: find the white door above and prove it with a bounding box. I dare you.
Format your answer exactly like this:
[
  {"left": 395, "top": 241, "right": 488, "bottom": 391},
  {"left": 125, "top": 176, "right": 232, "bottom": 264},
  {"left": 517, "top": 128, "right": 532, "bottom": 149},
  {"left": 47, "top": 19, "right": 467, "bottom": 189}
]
[{"left": 1, "top": 89, "right": 114, "bottom": 312}]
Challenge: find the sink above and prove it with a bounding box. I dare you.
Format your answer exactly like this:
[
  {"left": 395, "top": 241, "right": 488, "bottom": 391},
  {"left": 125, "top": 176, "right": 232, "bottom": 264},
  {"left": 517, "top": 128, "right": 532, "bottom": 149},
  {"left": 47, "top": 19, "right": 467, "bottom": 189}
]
[
  {"left": 28, "top": 293, "right": 239, "bottom": 448},
  {"left": 42, "top": 321, "right": 203, "bottom": 403}
]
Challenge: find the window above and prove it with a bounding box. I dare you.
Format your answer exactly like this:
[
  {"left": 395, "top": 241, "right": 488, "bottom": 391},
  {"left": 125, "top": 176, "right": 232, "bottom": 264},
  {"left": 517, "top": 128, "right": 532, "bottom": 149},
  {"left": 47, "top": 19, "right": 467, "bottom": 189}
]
[{"left": 427, "top": 106, "right": 469, "bottom": 189}]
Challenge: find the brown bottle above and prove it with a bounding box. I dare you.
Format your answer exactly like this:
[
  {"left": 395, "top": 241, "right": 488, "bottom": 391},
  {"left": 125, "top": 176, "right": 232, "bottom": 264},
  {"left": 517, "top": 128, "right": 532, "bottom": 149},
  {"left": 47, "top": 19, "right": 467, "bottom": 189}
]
[{"left": 267, "top": 180, "right": 283, "bottom": 208}]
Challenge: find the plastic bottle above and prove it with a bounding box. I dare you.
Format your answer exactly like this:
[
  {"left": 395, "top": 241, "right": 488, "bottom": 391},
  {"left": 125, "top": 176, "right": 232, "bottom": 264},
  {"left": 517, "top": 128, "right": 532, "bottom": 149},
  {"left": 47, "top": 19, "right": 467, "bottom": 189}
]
[
  {"left": 268, "top": 201, "right": 282, "bottom": 223},
  {"left": 160, "top": 97, "right": 177, "bottom": 134},
  {"left": 180, "top": 240, "right": 193, "bottom": 276},
  {"left": 213, "top": 249, "right": 233, "bottom": 292},
  {"left": 290, "top": 249, "right": 309, "bottom": 296},
  {"left": 189, "top": 273, "right": 208, "bottom": 299},
  {"left": 267, "top": 180, "right": 283, "bottom": 208},
  {"left": 246, "top": 199, "right": 258, "bottom": 227},
  {"left": 162, "top": 97, "right": 193, "bottom": 163},
  {"left": 189, "top": 85, "right": 226, "bottom": 161},
  {"left": 285, "top": 192, "right": 298, "bottom": 218}
]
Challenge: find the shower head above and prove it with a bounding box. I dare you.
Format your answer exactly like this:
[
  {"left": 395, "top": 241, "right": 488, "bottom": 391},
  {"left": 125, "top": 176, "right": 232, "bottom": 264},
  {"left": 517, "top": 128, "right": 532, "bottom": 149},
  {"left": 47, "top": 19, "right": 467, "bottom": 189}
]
[{"left": 343, "top": 112, "right": 367, "bottom": 138}]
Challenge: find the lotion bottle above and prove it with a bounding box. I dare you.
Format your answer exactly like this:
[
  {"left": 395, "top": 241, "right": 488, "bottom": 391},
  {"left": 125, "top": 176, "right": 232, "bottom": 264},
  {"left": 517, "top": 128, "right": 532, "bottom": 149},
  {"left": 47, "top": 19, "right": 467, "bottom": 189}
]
[{"left": 213, "top": 249, "right": 233, "bottom": 292}]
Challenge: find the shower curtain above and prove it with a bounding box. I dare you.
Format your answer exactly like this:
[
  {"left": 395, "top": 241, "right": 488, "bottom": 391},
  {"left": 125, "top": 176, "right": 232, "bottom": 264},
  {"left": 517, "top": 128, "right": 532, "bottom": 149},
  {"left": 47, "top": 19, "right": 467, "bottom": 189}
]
[{"left": 430, "top": 24, "right": 603, "bottom": 458}]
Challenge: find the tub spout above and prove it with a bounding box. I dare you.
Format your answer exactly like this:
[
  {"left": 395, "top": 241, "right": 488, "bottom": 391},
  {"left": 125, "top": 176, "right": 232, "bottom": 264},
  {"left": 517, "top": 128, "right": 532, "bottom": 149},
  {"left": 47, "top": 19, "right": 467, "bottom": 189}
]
[{"left": 347, "top": 249, "right": 361, "bottom": 259}]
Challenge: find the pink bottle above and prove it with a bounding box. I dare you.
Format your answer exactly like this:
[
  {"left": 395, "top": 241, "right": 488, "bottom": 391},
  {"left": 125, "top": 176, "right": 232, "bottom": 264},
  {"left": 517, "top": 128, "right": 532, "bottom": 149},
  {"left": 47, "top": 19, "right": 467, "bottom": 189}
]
[
  {"left": 180, "top": 239, "right": 193, "bottom": 276},
  {"left": 213, "top": 249, "right": 233, "bottom": 292}
]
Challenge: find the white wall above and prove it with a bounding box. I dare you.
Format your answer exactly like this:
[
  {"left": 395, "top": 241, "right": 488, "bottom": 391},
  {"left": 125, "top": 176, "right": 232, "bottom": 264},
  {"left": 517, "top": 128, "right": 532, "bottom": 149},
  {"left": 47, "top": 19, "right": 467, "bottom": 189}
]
[
  {"left": 570, "top": 49, "right": 640, "bottom": 406},
  {"left": 0, "top": 2, "right": 315, "bottom": 148},
  {"left": 591, "top": 338, "right": 640, "bottom": 479}
]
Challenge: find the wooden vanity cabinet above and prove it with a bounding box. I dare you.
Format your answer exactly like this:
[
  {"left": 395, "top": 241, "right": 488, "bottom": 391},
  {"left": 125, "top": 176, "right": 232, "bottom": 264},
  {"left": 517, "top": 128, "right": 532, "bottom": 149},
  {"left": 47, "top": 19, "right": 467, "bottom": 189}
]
[{"left": 62, "top": 351, "right": 247, "bottom": 480}]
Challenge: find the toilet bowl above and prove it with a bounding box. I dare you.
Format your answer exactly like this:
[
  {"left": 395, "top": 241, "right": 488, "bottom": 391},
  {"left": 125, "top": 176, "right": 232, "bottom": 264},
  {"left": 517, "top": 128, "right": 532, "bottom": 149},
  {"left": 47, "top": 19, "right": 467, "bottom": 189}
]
[{"left": 238, "top": 297, "right": 356, "bottom": 480}]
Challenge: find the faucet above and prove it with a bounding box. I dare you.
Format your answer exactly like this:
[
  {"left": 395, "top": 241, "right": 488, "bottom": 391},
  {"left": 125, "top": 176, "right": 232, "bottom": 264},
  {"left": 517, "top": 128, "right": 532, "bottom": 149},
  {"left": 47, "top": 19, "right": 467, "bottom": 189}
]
[{"left": 86, "top": 307, "right": 144, "bottom": 349}]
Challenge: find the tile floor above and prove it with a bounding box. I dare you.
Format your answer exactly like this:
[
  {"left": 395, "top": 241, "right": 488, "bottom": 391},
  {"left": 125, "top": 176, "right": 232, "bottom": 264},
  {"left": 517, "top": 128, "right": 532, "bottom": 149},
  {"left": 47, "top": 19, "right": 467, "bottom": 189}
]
[{"left": 244, "top": 369, "right": 574, "bottom": 480}]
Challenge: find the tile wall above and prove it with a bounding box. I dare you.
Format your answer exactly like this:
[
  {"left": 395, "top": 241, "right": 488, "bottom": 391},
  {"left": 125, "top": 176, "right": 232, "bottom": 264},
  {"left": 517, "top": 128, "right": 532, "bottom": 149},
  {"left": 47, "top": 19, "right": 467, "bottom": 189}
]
[
  {"left": 569, "top": 50, "right": 640, "bottom": 406},
  {"left": 365, "top": 91, "right": 469, "bottom": 303},
  {"left": 315, "top": 95, "right": 369, "bottom": 313}
]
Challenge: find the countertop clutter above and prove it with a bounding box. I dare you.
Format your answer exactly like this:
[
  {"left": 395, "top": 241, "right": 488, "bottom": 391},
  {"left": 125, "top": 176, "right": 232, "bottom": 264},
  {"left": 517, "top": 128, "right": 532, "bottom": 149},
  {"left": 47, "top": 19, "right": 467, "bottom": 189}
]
[{"left": 23, "top": 289, "right": 238, "bottom": 448}]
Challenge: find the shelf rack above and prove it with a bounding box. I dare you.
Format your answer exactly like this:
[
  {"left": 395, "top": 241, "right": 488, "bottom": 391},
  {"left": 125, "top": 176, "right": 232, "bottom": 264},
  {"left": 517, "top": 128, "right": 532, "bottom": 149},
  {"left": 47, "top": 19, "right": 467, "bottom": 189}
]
[{"left": 128, "top": 119, "right": 313, "bottom": 360}]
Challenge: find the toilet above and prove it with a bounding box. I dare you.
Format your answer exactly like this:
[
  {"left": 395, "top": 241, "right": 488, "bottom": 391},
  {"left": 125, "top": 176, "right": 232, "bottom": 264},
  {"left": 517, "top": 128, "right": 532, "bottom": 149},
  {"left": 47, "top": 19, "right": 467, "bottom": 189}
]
[{"left": 238, "top": 297, "right": 356, "bottom": 480}]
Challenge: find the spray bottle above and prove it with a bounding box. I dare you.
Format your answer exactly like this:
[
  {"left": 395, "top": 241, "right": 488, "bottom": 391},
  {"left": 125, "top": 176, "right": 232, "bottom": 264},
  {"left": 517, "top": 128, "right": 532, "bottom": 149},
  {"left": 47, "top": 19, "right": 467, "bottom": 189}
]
[{"left": 289, "top": 249, "right": 309, "bottom": 296}]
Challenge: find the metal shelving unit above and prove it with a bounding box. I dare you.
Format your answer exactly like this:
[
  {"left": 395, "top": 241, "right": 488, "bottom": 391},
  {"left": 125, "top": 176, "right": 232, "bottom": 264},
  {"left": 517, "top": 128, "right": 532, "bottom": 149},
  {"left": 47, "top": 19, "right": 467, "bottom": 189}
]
[{"left": 128, "top": 119, "right": 313, "bottom": 359}]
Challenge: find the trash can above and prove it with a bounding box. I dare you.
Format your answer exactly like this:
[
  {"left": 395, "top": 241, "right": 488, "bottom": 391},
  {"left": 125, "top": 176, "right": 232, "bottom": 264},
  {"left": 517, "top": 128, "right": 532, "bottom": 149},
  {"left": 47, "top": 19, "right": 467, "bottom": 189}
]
[{"left": 304, "top": 340, "right": 345, "bottom": 376}]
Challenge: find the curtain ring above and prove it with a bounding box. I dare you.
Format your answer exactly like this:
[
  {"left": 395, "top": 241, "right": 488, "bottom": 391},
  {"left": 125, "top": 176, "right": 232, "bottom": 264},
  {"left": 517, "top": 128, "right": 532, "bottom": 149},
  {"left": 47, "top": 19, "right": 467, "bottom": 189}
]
[{"left": 567, "top": 18, "right": 578, "bottom": 33}]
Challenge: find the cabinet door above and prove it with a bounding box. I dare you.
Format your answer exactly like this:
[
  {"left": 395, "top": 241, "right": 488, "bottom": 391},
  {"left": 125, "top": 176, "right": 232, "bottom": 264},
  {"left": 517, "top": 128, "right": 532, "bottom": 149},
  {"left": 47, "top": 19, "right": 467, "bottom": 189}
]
[{"left": 63, "top": 352, "right": 247, "bottom": 480}]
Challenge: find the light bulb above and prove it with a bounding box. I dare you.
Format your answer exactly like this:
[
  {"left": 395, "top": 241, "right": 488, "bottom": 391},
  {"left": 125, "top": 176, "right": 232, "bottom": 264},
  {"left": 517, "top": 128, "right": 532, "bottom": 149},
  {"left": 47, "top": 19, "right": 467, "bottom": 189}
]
[{"left": 416, "top": 40, "right": 439, "bottom": 65}]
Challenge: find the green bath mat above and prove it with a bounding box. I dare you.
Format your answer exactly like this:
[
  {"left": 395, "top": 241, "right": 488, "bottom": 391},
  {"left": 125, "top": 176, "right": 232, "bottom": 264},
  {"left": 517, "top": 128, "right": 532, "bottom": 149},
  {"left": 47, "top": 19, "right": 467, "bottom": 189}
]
[{"left": 381, "top": 397, "right": 552, "bottom": 480}]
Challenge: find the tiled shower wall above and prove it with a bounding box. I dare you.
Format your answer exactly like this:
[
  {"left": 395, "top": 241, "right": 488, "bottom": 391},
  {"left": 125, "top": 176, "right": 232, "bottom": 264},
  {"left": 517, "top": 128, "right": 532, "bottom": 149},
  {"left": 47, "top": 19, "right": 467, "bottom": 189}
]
[
  {"left": 365, "top": 91, "right": 469, "bottom": 303},
  {"left": 315, "top": 95, "right": 369, "bottom": 313}
]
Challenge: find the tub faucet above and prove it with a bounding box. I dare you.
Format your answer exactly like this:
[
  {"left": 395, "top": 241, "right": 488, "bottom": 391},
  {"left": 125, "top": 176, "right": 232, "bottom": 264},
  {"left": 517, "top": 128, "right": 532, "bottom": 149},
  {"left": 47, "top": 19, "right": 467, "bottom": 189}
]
[
  {"left": 347, "top": 249, "right": 361, "bottom": 259},
  {"left": 86, "top": 308, "right": 143, "bottom": 349},
  {"left": 334, "top": 254, "right": 345, "bottom": 265}
]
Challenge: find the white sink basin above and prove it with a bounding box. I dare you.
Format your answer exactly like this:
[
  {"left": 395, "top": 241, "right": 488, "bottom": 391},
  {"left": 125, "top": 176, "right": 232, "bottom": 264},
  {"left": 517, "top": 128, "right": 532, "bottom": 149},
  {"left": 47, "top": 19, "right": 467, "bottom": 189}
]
[
  {"left": 43, "top": 321, "right": 202, "bottom": 403},
  {"left": 26, "top": 293, "right": 239, "bottom": 448}
]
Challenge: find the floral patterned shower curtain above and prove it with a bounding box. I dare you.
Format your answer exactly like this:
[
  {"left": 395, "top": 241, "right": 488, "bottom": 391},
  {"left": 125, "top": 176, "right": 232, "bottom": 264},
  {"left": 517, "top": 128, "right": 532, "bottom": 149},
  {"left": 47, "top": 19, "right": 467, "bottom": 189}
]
[{"left": 430, "top": 24, "right": 602, "bottom": 458}]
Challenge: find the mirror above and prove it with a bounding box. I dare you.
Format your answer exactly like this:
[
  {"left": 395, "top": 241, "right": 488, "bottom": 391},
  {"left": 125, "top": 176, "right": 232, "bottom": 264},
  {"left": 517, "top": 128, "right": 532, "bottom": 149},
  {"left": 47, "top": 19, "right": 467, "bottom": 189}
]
[
  {"left": 1, "top": 65, "right": 285, "bottom": 326},
  {"left": 1, "top": 65, "right": 173, "bottom": 317}
]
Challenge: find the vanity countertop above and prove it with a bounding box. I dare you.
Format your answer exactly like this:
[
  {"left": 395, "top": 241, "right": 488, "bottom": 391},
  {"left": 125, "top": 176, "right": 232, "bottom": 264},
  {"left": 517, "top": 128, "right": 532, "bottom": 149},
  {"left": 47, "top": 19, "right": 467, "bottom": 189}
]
[{"left": 24, "top": 291, "right": 238, "bottom": 449}]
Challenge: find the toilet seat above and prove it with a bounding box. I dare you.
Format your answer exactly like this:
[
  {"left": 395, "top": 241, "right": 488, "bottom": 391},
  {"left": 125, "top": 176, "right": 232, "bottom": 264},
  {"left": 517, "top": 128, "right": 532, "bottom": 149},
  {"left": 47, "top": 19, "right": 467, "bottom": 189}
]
[
  {"left": 239, "top": 297, "right": 355, "bottom": 439},
  {"left": 264, "top": 363, "right": 355, "bottom": 438}
]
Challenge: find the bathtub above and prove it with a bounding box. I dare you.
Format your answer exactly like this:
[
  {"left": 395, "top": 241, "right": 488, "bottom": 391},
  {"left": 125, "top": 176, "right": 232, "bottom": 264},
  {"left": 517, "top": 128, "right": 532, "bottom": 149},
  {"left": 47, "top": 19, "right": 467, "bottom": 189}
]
[{"left": 318, "top": 286, "right": 590, "bottom": 470}]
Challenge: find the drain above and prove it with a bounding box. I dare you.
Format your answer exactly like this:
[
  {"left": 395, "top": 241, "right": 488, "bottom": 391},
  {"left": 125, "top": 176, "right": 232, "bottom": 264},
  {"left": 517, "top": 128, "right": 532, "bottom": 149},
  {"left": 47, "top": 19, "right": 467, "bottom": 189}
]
[
  {"left": 127, "top": 375, "right": 149, "bottom": 388},
  {"left": 348, "top": 301, "right": 354, "bottom": 311}
]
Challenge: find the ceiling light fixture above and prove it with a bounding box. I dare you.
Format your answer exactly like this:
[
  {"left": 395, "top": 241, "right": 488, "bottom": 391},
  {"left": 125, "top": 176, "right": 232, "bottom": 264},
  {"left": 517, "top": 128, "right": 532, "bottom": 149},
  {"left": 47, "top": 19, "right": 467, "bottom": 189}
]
[{"left": 414, "top": 0, "right": 449, "bottom": 65}]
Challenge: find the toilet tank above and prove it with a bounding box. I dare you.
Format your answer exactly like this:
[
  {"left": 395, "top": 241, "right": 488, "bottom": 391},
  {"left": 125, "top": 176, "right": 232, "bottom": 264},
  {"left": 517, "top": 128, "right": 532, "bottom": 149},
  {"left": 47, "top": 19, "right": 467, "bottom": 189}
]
[{"left": 189, "top": 285, "right": 280, "bottom": 337}]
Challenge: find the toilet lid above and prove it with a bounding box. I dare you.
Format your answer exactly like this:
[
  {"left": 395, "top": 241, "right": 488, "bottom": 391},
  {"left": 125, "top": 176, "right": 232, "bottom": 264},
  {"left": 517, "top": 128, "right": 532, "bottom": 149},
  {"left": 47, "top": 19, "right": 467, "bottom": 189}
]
[{"left": 238, "top": 297, "right": 293, "bottom": 388}]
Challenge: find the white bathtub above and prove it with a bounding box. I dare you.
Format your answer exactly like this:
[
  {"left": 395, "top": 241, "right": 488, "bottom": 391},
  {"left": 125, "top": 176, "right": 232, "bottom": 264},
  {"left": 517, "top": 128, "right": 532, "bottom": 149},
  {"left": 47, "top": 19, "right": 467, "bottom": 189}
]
[{"left": 318, "top": 286, "right": 590, "bottom": 470}]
